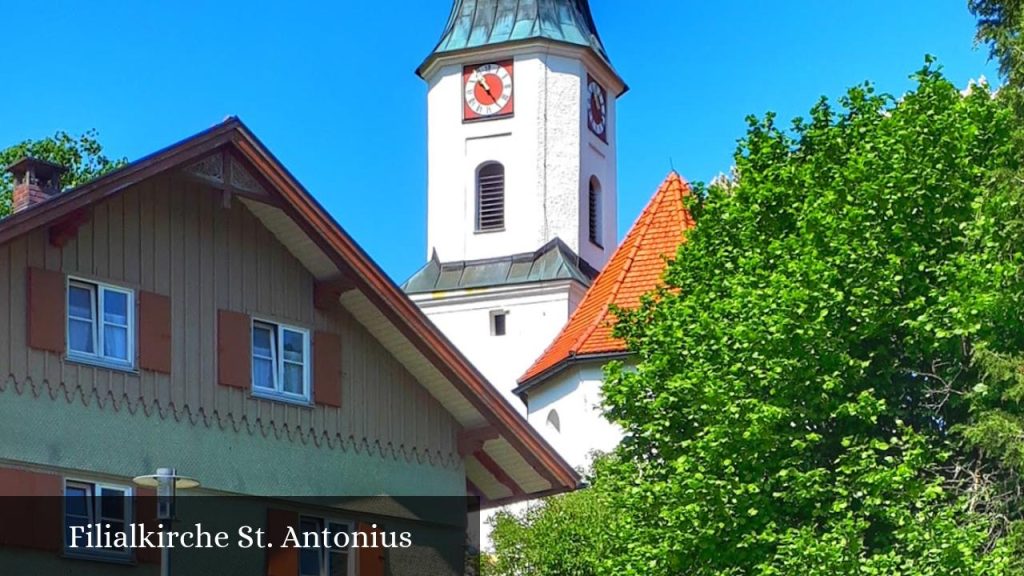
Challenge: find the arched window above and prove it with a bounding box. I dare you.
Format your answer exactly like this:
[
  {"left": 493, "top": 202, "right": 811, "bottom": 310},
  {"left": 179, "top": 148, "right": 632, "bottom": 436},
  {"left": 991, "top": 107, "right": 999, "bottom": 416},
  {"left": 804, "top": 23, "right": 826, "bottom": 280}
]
[
  {"left": 476, "top": 162, "right": 505, "bottom": 232},
  {"left": 546, "top": 409, "right": 561, "bottom": 433},
  {"left": 588, "top": 176, "right": 602, "bottom": 247}
]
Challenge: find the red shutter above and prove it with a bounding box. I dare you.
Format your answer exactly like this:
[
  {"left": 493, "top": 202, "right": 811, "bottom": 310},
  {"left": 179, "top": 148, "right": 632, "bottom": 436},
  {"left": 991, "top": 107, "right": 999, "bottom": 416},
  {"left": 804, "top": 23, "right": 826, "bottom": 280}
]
[
  {"left": 314, "top": 331, "right": 342, "bottom": 408},
  {"left": 135, "top": 488, "right": 161, "bottom": 564},
  {"left": 358, "top": 522, "right": 386, "bottom": 576},
  {"left": 266, "top": 508, "right": 299, "bottom": 576},
  {"left": 138, "top": 291, "right": 172, "bottom": 374},
  {"left": 218, "top": 309, "right": 251, "bottom": 389},
  {"left": 0, "top": 468, "right": 62, "bottom": 551},
  {"left": 27, "top": 267, "right": 64, "bottom": 353}
]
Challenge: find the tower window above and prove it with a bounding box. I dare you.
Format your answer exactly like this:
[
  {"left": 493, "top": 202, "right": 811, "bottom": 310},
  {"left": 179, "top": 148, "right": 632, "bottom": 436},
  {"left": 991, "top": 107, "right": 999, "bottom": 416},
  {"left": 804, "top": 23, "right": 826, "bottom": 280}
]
[
  {"left": 589, "top": 176, "right": 603, "bottom": 247},
  {"left": 490, "top": 310, "right": 507, "bottom": 336},
  {"left": 546, "top": 409, "right": 561, "bottom": 433},
  {"left": 476, "top": 162, "right": 505, "bottom": 232}
]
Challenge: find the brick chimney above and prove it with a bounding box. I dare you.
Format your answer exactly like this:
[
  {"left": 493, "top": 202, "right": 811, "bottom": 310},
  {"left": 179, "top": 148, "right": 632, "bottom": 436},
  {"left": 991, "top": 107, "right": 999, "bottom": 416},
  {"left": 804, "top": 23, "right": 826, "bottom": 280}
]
[{"left": 7, "top": 157, "right": 67, "bottom": 213}]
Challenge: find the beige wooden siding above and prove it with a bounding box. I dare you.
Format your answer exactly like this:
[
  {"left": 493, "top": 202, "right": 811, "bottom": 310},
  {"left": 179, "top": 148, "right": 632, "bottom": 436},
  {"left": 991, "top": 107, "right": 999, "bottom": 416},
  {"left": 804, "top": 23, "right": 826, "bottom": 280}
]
[{"left": 0, "top": 175, "right": 459, "bottom": 467}]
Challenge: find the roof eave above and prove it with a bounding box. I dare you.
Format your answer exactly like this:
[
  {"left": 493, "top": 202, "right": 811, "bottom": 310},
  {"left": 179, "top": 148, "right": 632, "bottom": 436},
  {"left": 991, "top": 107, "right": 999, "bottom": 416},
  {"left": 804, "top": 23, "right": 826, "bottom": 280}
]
[
  {"left": 514, "top": 350, "right": 631, "bottom": 401},
  {"left": 416, "top": 38, "right": 628, "bottom": 96},
  {"left": 231, "top": 124, "right": 581, "bottom": 492}
]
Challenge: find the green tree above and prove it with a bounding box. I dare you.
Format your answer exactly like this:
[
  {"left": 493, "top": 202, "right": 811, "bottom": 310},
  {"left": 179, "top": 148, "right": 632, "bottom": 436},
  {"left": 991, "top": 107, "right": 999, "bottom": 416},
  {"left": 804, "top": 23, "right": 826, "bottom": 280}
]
[
  {"left": 970, "top": 0, "right": 1024, "bottom": 87},
  {"left": 484, "top": 460, "right": 618, "bottom": 576},
  {"left": 598, "top": 64, "right": 1018, "bottom": 574},
  {"left": 0, "top": 130, "right": 125, "bottom": 217}
]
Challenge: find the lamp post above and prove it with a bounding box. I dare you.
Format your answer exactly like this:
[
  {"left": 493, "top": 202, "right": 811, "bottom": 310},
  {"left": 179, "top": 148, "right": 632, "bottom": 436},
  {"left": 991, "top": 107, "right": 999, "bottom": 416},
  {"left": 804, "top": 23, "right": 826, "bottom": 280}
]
[{"left": 133, "top": 468, "right": 199, "bottom": 576}]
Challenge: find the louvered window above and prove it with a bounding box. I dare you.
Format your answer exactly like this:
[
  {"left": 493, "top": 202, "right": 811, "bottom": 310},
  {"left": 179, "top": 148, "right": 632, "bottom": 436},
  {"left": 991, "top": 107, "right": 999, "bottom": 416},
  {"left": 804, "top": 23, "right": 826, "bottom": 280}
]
[
  {"left": 589, "top": 176, "right": 603, "bottom": 247},
  {"left": 476, "top": 163, "right": 505, "bottom": 232}
]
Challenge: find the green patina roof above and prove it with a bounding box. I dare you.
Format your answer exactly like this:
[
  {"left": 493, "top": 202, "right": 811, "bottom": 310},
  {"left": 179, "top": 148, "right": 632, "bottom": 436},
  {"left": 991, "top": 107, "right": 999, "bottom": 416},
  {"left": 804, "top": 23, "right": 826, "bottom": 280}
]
[
  {"left": 403, "top": 238, "right": 598, "bottom": 294},
  {"left": 421, "top": 0, "right": 611, "bottom": 70}
]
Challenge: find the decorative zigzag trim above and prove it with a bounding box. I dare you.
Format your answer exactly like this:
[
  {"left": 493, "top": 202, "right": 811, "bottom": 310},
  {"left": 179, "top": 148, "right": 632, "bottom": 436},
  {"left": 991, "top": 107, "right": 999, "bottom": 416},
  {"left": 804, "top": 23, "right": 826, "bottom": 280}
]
[{"left": 0, "top": 374, "right": 461, "bottom": 469}]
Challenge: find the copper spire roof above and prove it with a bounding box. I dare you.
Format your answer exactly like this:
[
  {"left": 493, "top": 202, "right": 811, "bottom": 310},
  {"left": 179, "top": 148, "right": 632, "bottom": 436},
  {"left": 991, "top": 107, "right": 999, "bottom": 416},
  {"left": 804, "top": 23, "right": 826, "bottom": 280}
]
[
  {"left": 419, "top": 0, "right": 611, "bottom": 73},
  {"left": 517, "top": 172, "right": 695, "bottom": 390}
]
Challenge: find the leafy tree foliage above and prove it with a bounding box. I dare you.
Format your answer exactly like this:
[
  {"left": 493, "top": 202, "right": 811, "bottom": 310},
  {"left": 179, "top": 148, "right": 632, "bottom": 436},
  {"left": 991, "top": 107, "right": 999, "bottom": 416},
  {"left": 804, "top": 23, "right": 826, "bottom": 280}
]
[
  {"left": 970, "top": 0, "right": 1024, "bottom": 87},
  {"left": 0, "top": 130, "right": 125, "bottom": 217},
  {"left": 595, "top": 65, "right": 1019, "bottom": 574},
  {"left": 484, "top": 460, "right": 618, "bottom": 576},
  {"left": 487, "top": 64, "right": 1023, "bottom": 575}
]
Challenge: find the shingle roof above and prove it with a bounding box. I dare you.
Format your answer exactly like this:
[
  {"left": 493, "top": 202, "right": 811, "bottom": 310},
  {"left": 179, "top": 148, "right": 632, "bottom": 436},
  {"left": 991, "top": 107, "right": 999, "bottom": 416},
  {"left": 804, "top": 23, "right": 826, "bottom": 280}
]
[
  {"left": 402, "top": 238, "right": 598, "bottom": 294},
  {"left": 517, "top": 172, "right": 695, "bottom": 390}
]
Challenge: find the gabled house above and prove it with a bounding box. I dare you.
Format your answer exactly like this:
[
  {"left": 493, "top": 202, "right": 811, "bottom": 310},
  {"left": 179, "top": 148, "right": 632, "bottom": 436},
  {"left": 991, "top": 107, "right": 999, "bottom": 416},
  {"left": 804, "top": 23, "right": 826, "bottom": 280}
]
[
  {"left": 515, "top": 172, "right": 695, "bottom": 468},
  {"left": 0, "top": 118, "right": 577, "bottom": 575}
]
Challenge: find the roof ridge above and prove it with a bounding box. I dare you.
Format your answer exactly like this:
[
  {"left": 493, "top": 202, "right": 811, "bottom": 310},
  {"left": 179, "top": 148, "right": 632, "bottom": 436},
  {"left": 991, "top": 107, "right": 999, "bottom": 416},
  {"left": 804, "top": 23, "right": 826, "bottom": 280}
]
[{"left": 517, "top": 172, "right": 691, "bottom": 389}]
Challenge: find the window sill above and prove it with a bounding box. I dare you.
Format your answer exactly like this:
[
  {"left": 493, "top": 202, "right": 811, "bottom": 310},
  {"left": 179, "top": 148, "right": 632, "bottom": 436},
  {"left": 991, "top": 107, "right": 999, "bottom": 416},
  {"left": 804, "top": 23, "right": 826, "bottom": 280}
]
[
  {"left": 589, "top": 239, "right": 604, "bottom": 249},
  {"left": 251, "top": 389, "right": 313, "bottom": 408},
  {"left": 63, "top": 549, "right": 136, "bottom": 566},
  {"left": 65, "top": 354, "right": 138, "bottom": 374},
  {"left": 474, "top": 228, "right": 505, "bottom": 235}
]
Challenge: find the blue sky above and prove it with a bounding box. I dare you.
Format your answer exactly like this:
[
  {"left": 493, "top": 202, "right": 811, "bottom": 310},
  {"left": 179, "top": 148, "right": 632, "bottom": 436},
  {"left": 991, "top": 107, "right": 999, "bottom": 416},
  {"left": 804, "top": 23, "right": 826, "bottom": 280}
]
[{"left": 0, "top": 1, "right": 997, "bottom": 282}]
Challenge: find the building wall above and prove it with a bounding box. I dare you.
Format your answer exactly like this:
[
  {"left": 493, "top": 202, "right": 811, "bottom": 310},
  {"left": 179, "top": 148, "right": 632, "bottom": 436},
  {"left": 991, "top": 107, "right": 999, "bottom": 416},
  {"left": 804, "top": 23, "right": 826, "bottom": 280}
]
[
  {"left": 411, "top": 280, "right": 587, "bottom": 412},
  {"left": 0, "top": 464, "right": 469, "bottom": 575},
  {"left": 424, "top": 47, "right": 617, "bottom": 269},
  {"left": 0, "top": 174, "right": 464, "bottom": 496},
  {"left": 525, "top": 362, "right": 625, "bottom": 470}
]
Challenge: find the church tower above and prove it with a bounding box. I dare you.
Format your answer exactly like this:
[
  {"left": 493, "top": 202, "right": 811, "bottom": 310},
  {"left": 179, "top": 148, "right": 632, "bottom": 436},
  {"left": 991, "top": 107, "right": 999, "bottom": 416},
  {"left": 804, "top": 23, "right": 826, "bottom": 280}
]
[{"left": 405, "top": 0, "right": 625, "bottom": 410}]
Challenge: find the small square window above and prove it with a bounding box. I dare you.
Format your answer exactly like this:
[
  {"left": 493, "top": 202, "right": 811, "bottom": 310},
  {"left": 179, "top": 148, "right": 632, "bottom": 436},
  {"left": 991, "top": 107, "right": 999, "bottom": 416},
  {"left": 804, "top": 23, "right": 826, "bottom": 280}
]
[
  {"left": 64, "top": 479, "right": 133, "bottom": 561},
  {"left": 67, "top": 279, "right": 134, "bottom": 369},
  {"left": 491, "top": 311, "right": 507, "bottom": 337},
  {"left": 252, "top": 320, "right": 311, "bottom": 404}
]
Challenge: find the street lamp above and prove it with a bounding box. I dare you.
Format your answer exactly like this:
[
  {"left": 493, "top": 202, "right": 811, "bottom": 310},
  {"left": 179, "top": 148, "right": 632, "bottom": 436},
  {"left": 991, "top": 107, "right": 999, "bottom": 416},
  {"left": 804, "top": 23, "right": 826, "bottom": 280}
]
[{"left": 133, "top": 468, "right": 200, "bottom": 576}]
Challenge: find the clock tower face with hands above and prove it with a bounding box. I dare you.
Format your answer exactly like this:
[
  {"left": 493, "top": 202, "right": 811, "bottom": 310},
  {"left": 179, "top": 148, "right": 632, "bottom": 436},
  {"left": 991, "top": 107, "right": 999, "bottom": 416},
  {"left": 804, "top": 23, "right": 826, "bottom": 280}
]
[{"left": 463, "top": 61, "right": 514, "bottom": 120}]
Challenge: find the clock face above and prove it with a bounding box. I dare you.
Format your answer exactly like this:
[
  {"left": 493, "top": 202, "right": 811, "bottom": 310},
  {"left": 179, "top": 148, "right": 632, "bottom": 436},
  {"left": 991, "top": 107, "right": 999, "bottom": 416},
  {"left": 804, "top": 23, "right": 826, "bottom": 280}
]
[
  {"left": 587, "top": 75, "right": 608, "bottom": 142},
  {"left": 463, "top": 61, "right": 514, "bottom": 121}
]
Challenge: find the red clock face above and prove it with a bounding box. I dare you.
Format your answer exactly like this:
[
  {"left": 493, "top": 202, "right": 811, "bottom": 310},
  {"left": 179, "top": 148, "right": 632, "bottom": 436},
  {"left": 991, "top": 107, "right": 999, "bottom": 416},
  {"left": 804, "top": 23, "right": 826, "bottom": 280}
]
[
  {"left": 587, "top": 75, "right": 608, "bottom": 142},
  {"left": 463, "top": 61, "right": 514, "bottom": 121}
]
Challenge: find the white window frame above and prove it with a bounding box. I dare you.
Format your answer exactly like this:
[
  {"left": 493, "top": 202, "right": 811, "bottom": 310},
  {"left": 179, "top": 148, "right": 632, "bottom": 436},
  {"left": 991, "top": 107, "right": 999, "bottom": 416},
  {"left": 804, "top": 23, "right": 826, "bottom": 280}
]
[
  {"left": 251, "top": 319, "right": 311, "bottom": 404},
  {"left": 66, "top": 278, "right": 135, "bottom": 370},
  {"left": 475, "top": 162, "right": 505, "bottom": 233},
  {"left": 63, "top": 478, "right": 133, "bottom": 561},
  {"left": 490, "top": 310, "right": 508, "bottom": 337},
  {"left": 298, "top": 515, "right": 356, "bottom": 576}
]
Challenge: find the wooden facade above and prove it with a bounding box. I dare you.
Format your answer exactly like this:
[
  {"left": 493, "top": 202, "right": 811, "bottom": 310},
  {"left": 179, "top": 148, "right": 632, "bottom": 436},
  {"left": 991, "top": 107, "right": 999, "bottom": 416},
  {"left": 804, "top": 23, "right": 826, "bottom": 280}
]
[{"left": 0, "top": 173, "right": 461, "bottom": 465}]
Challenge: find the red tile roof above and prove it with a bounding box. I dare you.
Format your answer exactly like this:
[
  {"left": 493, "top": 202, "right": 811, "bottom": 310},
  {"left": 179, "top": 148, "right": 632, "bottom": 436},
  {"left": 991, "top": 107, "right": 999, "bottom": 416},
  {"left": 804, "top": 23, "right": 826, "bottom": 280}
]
[{"left": 518, "top": 172, "right": 695, "bottom": 387}]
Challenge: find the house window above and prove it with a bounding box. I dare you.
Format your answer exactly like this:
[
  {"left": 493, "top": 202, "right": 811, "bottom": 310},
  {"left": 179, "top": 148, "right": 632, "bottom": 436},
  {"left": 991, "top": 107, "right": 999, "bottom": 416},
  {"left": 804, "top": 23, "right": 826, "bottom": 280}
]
[
  {"left": 490, "top": 311, "right": 507, "bottom": 336},
  {"left": 64, "top": 479, "right": 133, "bottom": 560},
  {"left": 476, "top": 162, "right": 505, "bottom": 232},
  {"left": 67, "top": 279, "right": 134, "bottom": 368},
  {"left": 299, "top": 516, "right": 354, "bottom": 576},
  {"left": 588, "top": 176, "right": 603, "bottom": 247},
  {"left": 252, "top": 320, "right": 311, "bottom": 403}
]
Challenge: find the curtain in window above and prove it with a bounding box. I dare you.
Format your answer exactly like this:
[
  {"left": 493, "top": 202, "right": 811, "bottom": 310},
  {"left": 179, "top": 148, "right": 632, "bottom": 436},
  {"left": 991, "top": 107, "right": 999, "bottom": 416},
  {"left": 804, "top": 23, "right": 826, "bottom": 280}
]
[
  {"left": 102, "top": 290, "right": 129, "bottom": 361},
  {"left": 282, "top": 330, "right": 305, "bottom": 395},
  {"left": 253, "top": 324, "right": 276, "bottom": 390},
  {"left": 68, "top": 285, "right": 95, "bottom": 354}
]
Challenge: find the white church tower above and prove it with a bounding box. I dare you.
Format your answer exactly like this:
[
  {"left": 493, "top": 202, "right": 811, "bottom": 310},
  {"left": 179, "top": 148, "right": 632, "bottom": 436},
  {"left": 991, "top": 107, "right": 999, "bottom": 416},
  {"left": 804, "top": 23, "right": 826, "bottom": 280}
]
[{"left": 404, "top": 0, "right": 627, "bottom": 412}]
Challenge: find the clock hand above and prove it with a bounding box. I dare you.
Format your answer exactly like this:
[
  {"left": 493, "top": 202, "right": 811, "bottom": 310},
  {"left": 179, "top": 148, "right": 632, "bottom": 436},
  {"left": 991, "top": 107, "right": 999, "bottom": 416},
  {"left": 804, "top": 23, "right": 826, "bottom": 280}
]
[{"left": 476, "top": 75, "right": 495, "bottom": 103}]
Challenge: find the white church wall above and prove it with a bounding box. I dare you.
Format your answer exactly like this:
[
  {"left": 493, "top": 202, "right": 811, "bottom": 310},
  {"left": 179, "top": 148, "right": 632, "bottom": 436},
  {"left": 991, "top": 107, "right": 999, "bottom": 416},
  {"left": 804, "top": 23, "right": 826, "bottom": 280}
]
[
  {"left": 525, "top": 361, "right": 625, "bottom": 470},
  {"left": 424, "top": 48, "right": 615, "bottom": 270},
  {"left": 411, "top": 280, "right": 587, "bottom": 409}
]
